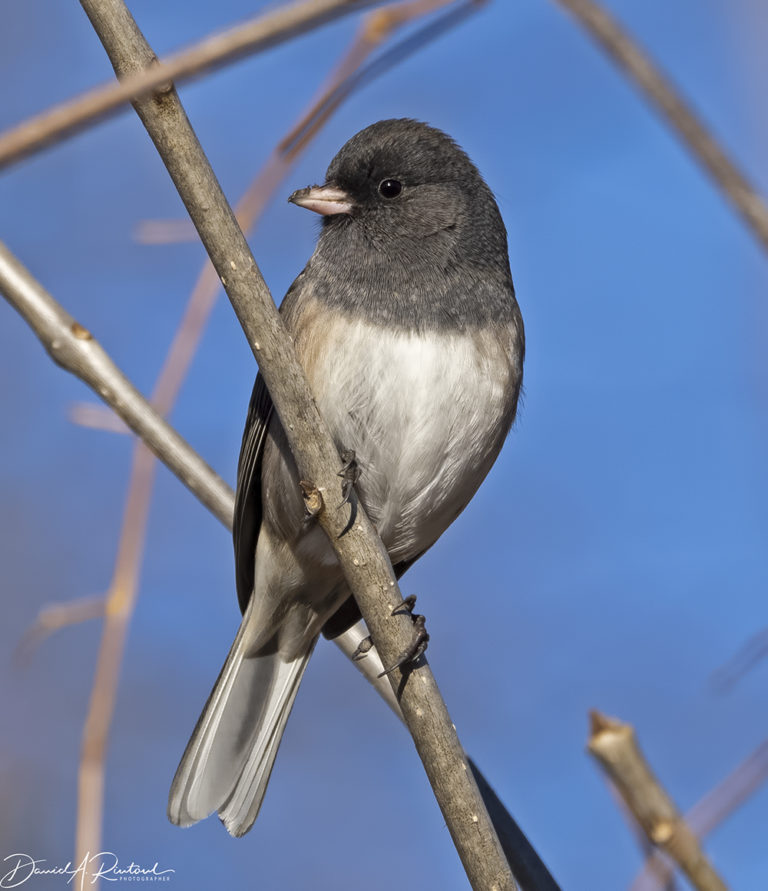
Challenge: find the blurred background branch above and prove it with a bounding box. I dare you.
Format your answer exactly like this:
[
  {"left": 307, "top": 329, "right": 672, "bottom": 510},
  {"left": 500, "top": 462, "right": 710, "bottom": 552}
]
[
  {"left": 0, "top": 0, "right": 381, "bottom": 171},
  {"left": 631, "top": 738, "right": 768, "bottom": 891},
  {"left": 0, "top": 241, "right": 233, "bottom": 526},
  {"left": 552, "top": 0, "right": 768, "bottom": 254},
  {"left": 68, "top": 401, "right": 131, "bottom": 434},
  {"left": 588, "top": 711, "right": 728, "bottom": 891},
  {"left": 15, "top": 595, "right": 107, "bottom": 664},
  {"left": 711, "top": 628, "right": 768, "bottom": 693},
  {"left": 606, "top": 782, "right": 679, "bottom": 891}
]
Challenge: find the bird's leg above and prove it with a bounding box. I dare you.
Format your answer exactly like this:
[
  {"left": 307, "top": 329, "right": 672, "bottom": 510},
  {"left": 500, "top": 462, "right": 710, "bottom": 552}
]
[
  {"left": 378, "top": 595, "right": 430, "bottom": 678},
  {"left": 337, "top": 448, "right": 361, "bottom": 507},
  {"left": 352, "top": 597, "right": 423, "bottom": 667}
]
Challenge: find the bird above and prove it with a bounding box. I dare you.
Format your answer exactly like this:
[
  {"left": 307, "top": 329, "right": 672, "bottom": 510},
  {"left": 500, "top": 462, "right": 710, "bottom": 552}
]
[{"left": 168, "top": 118, "right": 525, "bottom": 837}]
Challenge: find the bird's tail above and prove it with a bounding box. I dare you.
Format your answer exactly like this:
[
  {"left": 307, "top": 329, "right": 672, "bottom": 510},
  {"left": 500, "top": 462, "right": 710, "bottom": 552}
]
[{"left": 168, "top": 606, "right": 314, "bottom": 837}]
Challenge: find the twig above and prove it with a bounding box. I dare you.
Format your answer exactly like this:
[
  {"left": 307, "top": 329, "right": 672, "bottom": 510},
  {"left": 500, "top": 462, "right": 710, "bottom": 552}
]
[
  {"left": 15, "top": 595, "right": 106, "bottom": 664},
  {"left": 80, "top": 0, "right": 516, "bottom": 888},
  {"left": 631, "top": 738, "right": 768, "bottom": 891},
  {"left": 551, "top": 0, "right": 768, "bottom": 253},
  {"left": 0, "top": 241, "right": 232, "bottom": 527},
  {"left": 0, "top": 0, "right": 379, "bottom": 172},
  {"left": 710, "top": 628, "right": 768, "bottom": 692},
  {"left": 77, "top": 439, "right": 156, "bottom": 870},
  {"left": 587, "top": 711, "right": 728, "bottom": 891},
  {"left": 69, "top": 401, "right": 130, "bottom": 434}
]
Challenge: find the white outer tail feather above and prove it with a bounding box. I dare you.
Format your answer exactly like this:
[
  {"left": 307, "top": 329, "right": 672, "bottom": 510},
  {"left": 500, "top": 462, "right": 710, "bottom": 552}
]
[
  {"left": 219, "top": 651, "right": 312, "bottom": 835},
  {"left": 168, "top": 602, "right": 314, "bottom": 836}
]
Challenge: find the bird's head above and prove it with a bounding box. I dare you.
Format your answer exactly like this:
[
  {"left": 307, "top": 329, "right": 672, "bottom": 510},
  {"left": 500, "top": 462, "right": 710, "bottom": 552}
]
[{"left": 289, "top": 118, "right": 508, "bottom": 271}]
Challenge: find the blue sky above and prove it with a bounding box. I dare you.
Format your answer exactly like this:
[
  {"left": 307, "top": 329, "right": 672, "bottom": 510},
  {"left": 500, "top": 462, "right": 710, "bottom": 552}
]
[{"left": 1, "top": 1, "right": 767, "bottom": 889}]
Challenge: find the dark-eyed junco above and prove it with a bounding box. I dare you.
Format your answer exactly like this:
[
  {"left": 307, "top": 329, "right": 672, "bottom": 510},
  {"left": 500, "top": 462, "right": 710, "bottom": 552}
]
[{"left": 168, "top": 118, "right": 525, "bottom": 836}]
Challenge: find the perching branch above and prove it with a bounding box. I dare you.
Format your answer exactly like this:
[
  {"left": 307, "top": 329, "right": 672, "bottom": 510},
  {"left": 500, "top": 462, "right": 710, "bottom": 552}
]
[
  {"left": 72, "top": 1, "right": 518, "bottom": 888},
  {"left": 0, "top": 241, "right": 232, "bottom": 528},
  {"left": 552, "top": 0, "right": 768, "bottom": 254},
  {"left": 0, "top": 0, "right": 379, "bottom": 172},
  {"left": 588, "top": 711, "right": 728, "bottom": 891}
]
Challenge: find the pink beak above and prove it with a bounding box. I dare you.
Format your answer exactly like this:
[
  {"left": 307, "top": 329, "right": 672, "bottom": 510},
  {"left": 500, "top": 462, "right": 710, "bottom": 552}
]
[{"left": 289, "top": 183, "right": 354, "bottom": 216}]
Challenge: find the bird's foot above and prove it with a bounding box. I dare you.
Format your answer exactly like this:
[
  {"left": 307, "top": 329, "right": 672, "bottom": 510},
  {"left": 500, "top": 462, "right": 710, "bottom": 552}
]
[{"left": 378, "top": 597, "right": 430, "bottom": 678}]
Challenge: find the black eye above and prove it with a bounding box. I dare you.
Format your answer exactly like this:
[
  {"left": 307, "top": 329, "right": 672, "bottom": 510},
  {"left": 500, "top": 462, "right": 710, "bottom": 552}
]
[{"left": 378, "top": 179, "right": 402, "bottom": 199}]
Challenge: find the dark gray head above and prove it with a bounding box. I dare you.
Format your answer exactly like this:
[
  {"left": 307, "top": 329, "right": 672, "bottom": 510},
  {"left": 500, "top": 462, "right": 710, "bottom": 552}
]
[{"left": 289, "top": 119, "right": 517, "bottom": 329}]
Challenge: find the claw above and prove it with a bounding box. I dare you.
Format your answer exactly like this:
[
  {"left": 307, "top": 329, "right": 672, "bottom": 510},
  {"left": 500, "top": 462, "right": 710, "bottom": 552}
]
[{"left": 391, "top": 594, "right": 417, "bottom": 617}]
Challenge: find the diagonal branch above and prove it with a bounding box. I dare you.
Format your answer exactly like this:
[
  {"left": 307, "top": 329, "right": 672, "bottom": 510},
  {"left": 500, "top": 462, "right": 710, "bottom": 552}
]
[
  {"left": 0, "top": 0, "right": 380, "bottom": 172},
  {"left": 552, "top": 0, "right": 768, "bottom": 253},
  {"left": 75, "top": 0, "right": 518, "bottom": 887}
]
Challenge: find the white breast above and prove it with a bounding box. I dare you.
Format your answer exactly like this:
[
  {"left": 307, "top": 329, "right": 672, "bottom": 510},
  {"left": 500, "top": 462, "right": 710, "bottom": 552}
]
[{"left": 303, "top": 315, "right": 521, "bottom": 564}]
